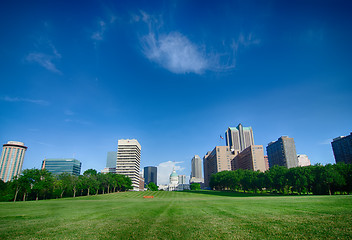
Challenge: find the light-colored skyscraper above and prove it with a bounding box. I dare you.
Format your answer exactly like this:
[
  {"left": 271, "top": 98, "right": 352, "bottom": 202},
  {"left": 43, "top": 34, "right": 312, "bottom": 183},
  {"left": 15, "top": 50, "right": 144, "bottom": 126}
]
[
  {"left": 0, "top": 141, "right": 27, "bottom": 182},
  {"left": 297, "top": 154, "right": 311, "bottom": 167},
  {"left": 42, "top": 158, "right": 82, "bottom": 176},
  {"left": 203, "top": 146, "right": 235, "bottom": 188},
  {"left": 225, "top": 123, "right": 254, "bottom": 152},
  {"left": 331, "top": 133, "right": 352, "bottom": 164},
  {"left": 178, "top": 175, "right": 186, "bottom": 184},
  {"left": 232, "top": 145, "right": 266, "bottom": 172},
  {"left": 116, "top": 139, "right": 141, "bottom": 191},
  {"left": 267, "top": 136, "right": 298, "bottom": 169},
  {"left": 190, "top": 155, "right": 204, "bottom": 183}
]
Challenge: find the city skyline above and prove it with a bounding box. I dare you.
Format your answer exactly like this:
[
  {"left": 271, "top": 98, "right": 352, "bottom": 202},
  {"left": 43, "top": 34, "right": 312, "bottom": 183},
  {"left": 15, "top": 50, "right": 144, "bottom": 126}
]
[{"left": 1, "top": 1, "right": 352, "bottom": 180}]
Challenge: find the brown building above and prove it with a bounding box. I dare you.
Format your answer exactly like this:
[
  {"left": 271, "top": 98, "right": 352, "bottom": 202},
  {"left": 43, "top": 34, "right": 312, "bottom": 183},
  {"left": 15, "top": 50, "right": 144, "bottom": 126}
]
[
  {"left": 203, "top": 146, "right": 236, "bottom": 187},
  {"left": 232, "top": 145, "right": 266, "bottom": 172},
  {"left": 264, "top": 155, "right": 269, "bottom": 171}
]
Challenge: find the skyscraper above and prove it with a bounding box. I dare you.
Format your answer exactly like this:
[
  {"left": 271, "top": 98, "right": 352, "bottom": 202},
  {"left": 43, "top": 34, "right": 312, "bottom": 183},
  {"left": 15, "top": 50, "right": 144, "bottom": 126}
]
[
  {"left": 266, "top": 136, "right": 298, "bottom": 169},
  {"left": 144, "top": 166, "right": 157, "bottom": 186},
  {"left": 225, "top": 123, "right": 254, "bottom": 152},
  {"left": 190, "top": 155, "right": 204, "bottom": 183},
  {"left": 331, "top": 133, "right": 352, "bottom": 164},
  {"left": 116, "top": 139, "right": 141, "bottom": 191},
  {"left": 106, "top": 151, "right": 117, "bottom": 168},
  {"left": 203, "top": 146, "right": 235, "bottom": 188},
  {"left": 0, "top": 141, "right": 27, "bottom": 182},
  {"left": 232, "top": 145, "right": 266, "bottom": 172},
  {"left": 41, "top": 158, "right": 82, "bottom": 176},
  {"left": 297, "top": 154, "right": 311, "bottom": 167}
]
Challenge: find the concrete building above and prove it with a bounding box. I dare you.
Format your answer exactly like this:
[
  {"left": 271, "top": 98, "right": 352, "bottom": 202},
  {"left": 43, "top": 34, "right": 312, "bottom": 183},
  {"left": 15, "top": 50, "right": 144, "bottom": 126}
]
[
  {"left": 225, "top": 123, "right": 254, "bottom": 152},
  {"left": 331, "top": 133, "right": 352, "bottom": 164},
  {"left": 297, "top": 154, "right": 311, "bottom": 167},
  {"left": 232, "top": 145, "right": 266, "bottom": 172},
  {"left": 106, "top": 151, "right": 117, "bottom": 168},
  {"left": 178, "top": 175, "right": 186, "bottom": 184},
  {"left": 41, "top": 158, "right": 82, "bottom": 176},
  {"left": 190, "top": 155, "right": 204, "bottom": 184},
  {"left": 139, "top": 173, "right": 145, "bottom": 191},
  {"left": 144, "top": 166, "right": 157, "bottom": 186},
  {"left": 267, "top": 136, "right": 298, "bottom": 169},
  {"left": 264, "top": 155, "right": 269, "bottom": 171},
  {"left": 0, "top": 141, "right": 27, "bottom": 182},
  {"left": 101, "top": 167, "right": 116, "bottom": 174},
  {"left": 203, "top": 146, "right": 235, "bottom": 188},
  {"left": 168, "top": 168, "right": 178, "bottom": 191},
  {"left": 116, "top": 139, "right": 141, "bottom": 191}
]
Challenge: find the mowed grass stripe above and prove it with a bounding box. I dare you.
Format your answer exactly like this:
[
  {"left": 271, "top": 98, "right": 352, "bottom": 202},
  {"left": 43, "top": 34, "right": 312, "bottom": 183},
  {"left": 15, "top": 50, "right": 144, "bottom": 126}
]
[{"left": 0, "top": 191, "right": 351, "bottom": 239}]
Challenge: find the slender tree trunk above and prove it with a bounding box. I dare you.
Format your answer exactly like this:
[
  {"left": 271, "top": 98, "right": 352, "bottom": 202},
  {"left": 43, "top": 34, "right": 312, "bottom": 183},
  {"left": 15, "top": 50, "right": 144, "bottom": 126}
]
[
  {"left": 113, "top": 187, "right": 116, "bottom": 192},
  {"left": 36, "top": 193, "right": 38, "bottom": 201},
  {"left": 14, "top": 187, "right": 19, "bottom": 202},
  {"left": 329, "top": 185, "right": 332, "bottom": 195},
  {"left": 73, "top": 188, "right": 76, "bottom": 198},
  {"left": 87, "top": 188, "right": 90, "bottom": 196},
  {"left": 61, "top": 190, "right": 65, "bottom": 198},
  {"left": 23, "top": 192, "right": 26, "bottom": 201},
  {"left": 108, "top": 185, "right": 110, "bottom": 193}
]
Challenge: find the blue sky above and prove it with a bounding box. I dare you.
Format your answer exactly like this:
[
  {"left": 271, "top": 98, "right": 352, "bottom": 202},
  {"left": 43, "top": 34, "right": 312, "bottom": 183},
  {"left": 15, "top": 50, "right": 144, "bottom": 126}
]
[{"left": 1, "top": 1, "right": 351, "bottom": 184}]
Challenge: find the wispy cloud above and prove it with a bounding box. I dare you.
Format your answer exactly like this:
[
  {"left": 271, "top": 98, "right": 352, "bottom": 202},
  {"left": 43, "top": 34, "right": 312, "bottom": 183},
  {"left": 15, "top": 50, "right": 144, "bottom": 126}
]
[
  {"left": 142, "top": 32, "right": 208, "bottom": 74},
  {"left": 319, "top": 138, "right": 333, "bottom": 145},
  {"left": 2, "top": 96, "right": 50, "bottom": 106},
  {"left": 135, "top": 11, "right": 260, "bottom": 75},
  {"left": 157, "top": 160, "right": 184, "bottom": 185},
  {"left": 26, "top": 41, "right": 62, "bottom": 74},
  {"left": 91, "top": 15, "right": 116, "bottom": 43}
]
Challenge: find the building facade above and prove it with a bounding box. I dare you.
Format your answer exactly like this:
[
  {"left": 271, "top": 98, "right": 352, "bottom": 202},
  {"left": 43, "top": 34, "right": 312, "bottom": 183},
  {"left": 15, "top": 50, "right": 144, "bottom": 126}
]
[
  {"left": 297, "top": 154, "right": 311, "bottom": 167},
  {"left": 190, "top": 155, "right": 204, "bottom": 183},
  {"left": 232, "top": 145, "right": 266, "bottom": 172},
  {"left": 266, "top": 136, "right": 298, "bottom": 169},
  {"left": 144, "top": 166, "right": 157, "bottom": 186},
  {"left": 41, "top": 158, "right": 81, "bottom": 176},
  {"left": 331, "top": 133, "right": 352, "bottom": 164},
  {"left": 225, "top": 123, "right": 254, "bottom": 152},
  {"left": 264, "top": 155, "right": 269, "bottom": 171},
  {"left": 106, "top": 151, "right": 117, "bottom": 168},
  {"left": 203, "top": 146, "right": 235, "bottom": 188},
  {"left": 0, "top": 141, "right": 27, "bottom": 182},
  {"left": 116, "top": 139, "right": 141, "bottom": 191}
]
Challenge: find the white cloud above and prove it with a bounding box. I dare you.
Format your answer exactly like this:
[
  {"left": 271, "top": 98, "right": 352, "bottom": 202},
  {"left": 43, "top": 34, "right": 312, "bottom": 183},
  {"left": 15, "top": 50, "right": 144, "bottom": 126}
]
[
  {"left": 26, "top": 52, "right": 61, "bottom": 74},
  {"left": 142, "top": 32, "right": 208, "bottom": 74},
  {"left": 157, "top": 160, "right": 184, "bottom": 185},
  {"left": 232, "top": 33, "right": 261, "bottom": 52},
  {"left": 91, "top": 20, "right": 106, "bottom": 41},
  {"left": 2, "top": 96, "right": 49, "bottom": 106}
]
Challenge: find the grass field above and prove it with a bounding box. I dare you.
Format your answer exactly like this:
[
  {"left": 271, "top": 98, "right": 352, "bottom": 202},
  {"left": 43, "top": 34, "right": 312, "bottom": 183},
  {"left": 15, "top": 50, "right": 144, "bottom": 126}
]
[{"left": 0, "top": 191, "right": 351, "bottom": 239}]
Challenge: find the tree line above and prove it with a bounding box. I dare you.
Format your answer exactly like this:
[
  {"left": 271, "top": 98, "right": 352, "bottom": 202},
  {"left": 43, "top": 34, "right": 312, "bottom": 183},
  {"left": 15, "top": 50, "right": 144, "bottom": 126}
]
[
  {"left": 0, "top": 168, "right": 132, "bottom": 202},
  {"left": 209, "top": 163, "right": 352, "bottom": 195}
]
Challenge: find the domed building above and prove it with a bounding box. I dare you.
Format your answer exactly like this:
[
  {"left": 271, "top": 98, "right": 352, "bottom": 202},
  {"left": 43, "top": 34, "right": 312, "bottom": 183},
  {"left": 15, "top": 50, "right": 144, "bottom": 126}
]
[{"left": 168, "top": 168, "right": 179, "bottom": 191}]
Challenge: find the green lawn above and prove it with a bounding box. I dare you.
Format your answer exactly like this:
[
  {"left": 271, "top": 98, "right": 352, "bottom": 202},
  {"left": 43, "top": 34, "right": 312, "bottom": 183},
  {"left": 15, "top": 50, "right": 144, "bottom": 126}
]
[{"left": 0, "top": 191, "right": 351, "bottom": 239}]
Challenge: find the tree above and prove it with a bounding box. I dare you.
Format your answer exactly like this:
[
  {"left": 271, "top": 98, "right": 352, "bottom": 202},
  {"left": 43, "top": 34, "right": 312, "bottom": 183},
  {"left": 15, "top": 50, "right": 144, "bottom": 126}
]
[
  {"left": 190, "top": 183, "right": 201, "bottom": 190},
  {"left": 146, "top": 182, "right": 158, "bottom": 191}
]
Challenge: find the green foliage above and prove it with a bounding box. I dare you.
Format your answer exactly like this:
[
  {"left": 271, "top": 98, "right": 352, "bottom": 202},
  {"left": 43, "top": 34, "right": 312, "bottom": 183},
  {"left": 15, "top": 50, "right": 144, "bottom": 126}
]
[
  {"left": 146, "top": 182, "right": 158, "bottom": 191},
  {"left": 210, "top": 163, "right": 352, "bottom": 195},
  {"left": 190, "top": 183, "right": 201, "bottom": 190}
]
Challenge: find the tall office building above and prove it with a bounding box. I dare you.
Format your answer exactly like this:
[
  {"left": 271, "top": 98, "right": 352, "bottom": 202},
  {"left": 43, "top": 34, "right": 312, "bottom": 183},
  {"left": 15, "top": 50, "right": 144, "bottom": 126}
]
[
  {"left": 203, "top": 146, "right": 235, "bottom": 187},
  {"left": 264, "top": 155, "right": 269, "bottom": 171},
  {"left": 41, "top": 158, "right": 82, "bottom": 176},
  {"left": 178, "top": 175, "right": 186, "bottom": 184},
  {"left": 232, "top": 145, "right": 266, "bottom": 172},
  {"left": 190, "top": 155, "right": 204, "bottom": 183},
  {"left": 225, "top": 123, "right": 254, "bottom": 152},
  {"left": 116, "top": 139, "right": 141, "bottom": 191},
  {"left": 144, "top": 166, "right": 157, "bottom": 185},
  {"left": 267, "top": 136, "right": 298, "bottom": 169},
  {"left": 0, "top": 141, "right": 27, "bottom": 182},
  {"left": 331, "top": 133, "right": 352, "bottom": 164},
  {"left": 106, "top": 151, "right": 117, "bottom": 168},
  {"left": 297, "top": 154, "right": 311, "bottom": 167}
]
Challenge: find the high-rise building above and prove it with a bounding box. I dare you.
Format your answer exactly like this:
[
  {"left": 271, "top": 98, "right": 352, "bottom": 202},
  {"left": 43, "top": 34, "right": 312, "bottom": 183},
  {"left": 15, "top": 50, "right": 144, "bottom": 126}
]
[
  {"left": 106, "top": 151, "right": 117, "bottom": 168},
  {"left": 297, "top": 154, "right": 311, "bottom": 167},
  {"left": 0, "top": 141, "right": 27, "bottom": 182},
  {"left": 267, "top": 136, "right": 298, "bottom": 169},
  {"left": 225, "top": 123, "right": 254, "bottom": 152},
  {"left": 178, "top": 175, "right": 186, "bottom": 184},
  {"left": 331, "top": 133, "right": 352, "bottom": 164},
  {"left": 232, "top": 145, "right": 266, "bottom": 172},
  {"left": 144, "top": 166, "right": 157, "bottom": 186},
  {"left": 190, "top": 155, "right": 204, "bottom": 183},
  {"left": 41, "top": 158, "right": 82, "bottom": 176},
  {"left": 264, "top": 155, "right": 269, "bottom": 171},
  {"left": 116, "top": 139, "right": 141, "bottom": 191},
  {"left": 203, "top": 146, "right": 235, "bottom": 187}
]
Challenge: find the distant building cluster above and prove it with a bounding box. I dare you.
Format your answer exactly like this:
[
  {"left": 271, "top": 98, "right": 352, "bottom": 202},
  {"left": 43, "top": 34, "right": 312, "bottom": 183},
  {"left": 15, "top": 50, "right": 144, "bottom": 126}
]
[{"left": 0, "top": 129, "right": 351, "bottom": 191}]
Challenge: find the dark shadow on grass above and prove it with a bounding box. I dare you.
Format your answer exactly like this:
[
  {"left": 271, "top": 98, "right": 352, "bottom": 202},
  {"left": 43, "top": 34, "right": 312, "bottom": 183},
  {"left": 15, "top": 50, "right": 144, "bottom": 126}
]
[{"left": 182, "top": 190, "right": 288, "bottom": 198}]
